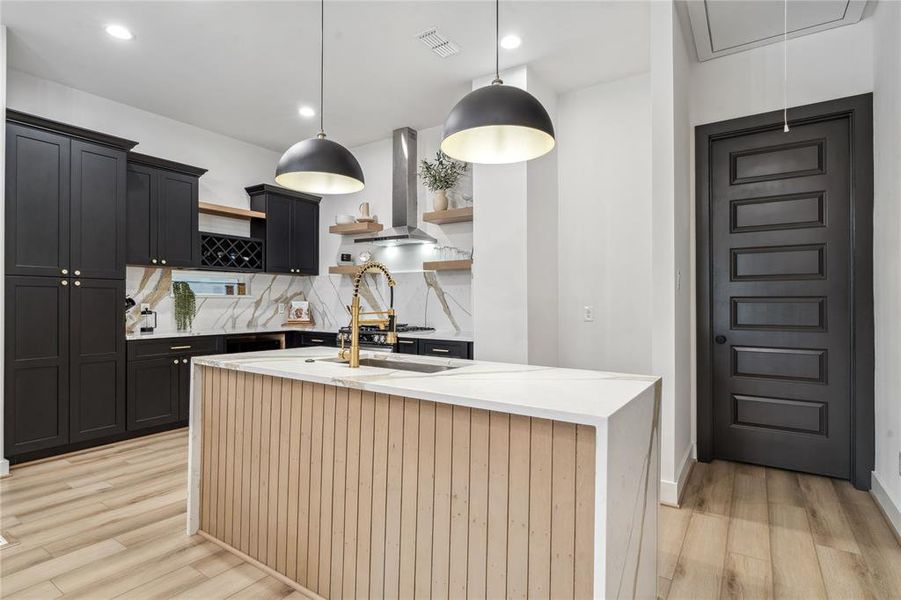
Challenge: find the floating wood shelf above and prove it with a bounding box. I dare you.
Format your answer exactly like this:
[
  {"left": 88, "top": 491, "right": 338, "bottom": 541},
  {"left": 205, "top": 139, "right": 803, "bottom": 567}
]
[
  {"left": 423, "top": 259, "right": 473, "bottom": 271},
  {"left": 198, "top": 202, "right": 266, "bottom": 220},
  {"left": 328, "top": 265, "right": 362, "bottom": 275},
  {"left": 328, "top": 222, "right": 384, "bottom": 235},
  {"left": 422, "top": 206, "right": 473, "bottom": 224}
]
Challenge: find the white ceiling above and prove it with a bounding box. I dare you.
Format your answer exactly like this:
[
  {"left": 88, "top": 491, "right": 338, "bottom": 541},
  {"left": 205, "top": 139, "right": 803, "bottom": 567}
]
[
  {"left": 1, "top": 1, "right": 650, "bottom": 151},
  {"left": 684, "top": 0, "right": 867, "bottom": 61}
]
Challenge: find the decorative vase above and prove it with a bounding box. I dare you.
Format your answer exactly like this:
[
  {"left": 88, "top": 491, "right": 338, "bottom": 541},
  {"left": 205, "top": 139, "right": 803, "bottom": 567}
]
[{"left": 433, "top": 189, "right": 449, "bottom": 211}]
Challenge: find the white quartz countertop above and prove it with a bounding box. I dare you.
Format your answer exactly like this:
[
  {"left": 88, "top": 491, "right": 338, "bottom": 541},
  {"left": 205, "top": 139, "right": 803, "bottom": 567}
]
[
  {"left": 193, "top": 347, "right": 658, "bottom": 426},
  {"left": 127, "top": 326, "right": 474, "bottom": 342},
  {"left": 126, "top": 325, "right": 331, "bottom": 341}
]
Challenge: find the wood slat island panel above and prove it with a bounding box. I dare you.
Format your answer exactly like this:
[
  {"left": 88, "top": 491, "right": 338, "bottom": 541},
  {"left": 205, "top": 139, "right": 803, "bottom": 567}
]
[{"left": 197, "top": 366, "right": 596, "bottom": 599}]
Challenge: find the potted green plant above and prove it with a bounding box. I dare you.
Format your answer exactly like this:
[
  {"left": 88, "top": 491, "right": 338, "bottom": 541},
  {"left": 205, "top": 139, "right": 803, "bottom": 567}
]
[
  {"left": 172, "top": 282, "right": 197, "bottom": 332},
  {"left": 418, "top": 151, "right": 467, "bottom": 211}
]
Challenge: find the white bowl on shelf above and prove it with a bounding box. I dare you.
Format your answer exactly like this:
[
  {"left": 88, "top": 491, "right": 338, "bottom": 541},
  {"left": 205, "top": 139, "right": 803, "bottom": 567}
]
[{"left": 335, "top": 214, "right": 355, "bottom": 225}]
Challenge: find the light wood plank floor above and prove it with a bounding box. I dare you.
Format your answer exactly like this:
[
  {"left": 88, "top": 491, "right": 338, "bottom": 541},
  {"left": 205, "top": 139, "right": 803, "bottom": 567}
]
[
  {"left": 0, "top": 429, "right": 313, "bottom": 600},
  {"left": 660, "top": 460, "right": 901, "bottom": 600},
  {"left": 3, "top": 432, "right": 900, "bottom": 599}
]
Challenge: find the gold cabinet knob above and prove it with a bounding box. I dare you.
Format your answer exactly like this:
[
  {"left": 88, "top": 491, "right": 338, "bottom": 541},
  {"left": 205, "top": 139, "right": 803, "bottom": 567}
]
[
  {"left": 74, "top": 270, "right": 81, "bottom": 276},
  {"left": 73, "top": 281, "right": 81, "bottom": 286},
  {"left": 61, "top": 268, "right": 68, "bottom": 275},
  {"left": 151, "top": 259, "right": 158, "bottom": 264},
  {"left": 161, "top": 259, "right": 167, "bottom": 265},
  {"left": 61, "top": 280, "right": 68, "bottom": 286},
  {"left": 182, "top": 359, "right": 188, "bottom": 364},
  {"left": 173, "top": 359, "right": 179, "bottom": 364}
]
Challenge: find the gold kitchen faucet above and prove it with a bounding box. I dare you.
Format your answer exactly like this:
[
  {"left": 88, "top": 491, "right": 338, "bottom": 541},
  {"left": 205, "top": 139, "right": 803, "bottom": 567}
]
[{"left": 338, "top": 261, "right": 397, "bottom": 368}]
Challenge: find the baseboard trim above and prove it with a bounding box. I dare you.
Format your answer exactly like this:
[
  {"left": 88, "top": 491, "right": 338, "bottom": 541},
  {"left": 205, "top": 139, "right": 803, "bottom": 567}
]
[
  {"left": 871, "top": 471, "right": 901, "bottom": 545},
  {"left": 661, "top": 443, "right": 695, "bottom": 507},
  {"left": 196, "top": 530, "right": 326, "bottom": 600}
]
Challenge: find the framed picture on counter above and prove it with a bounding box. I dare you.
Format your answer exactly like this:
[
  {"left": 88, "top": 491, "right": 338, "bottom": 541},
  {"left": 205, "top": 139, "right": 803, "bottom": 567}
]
[{"left": 286, "top": 300, "right": 314, "bottom": 325}]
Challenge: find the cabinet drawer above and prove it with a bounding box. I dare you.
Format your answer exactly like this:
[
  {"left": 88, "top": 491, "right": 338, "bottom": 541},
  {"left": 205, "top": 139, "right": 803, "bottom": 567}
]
[
  {"left": 127, "top": 335, "right": 223, "bottom": 360},
  {"left": 395, "top": 338, "right": 419, "bottom": 355},
  {"left": 300, "top": 332, "right": 338, "bottom": 347},
  {"left": 419, "top": 339, "right": 470, "bottom": 359}
]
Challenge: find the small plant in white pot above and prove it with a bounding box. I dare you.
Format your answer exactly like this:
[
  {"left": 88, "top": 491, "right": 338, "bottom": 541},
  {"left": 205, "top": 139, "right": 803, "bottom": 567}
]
[{"left": 418, "top": 151, "right": 467, "bottom": 211}]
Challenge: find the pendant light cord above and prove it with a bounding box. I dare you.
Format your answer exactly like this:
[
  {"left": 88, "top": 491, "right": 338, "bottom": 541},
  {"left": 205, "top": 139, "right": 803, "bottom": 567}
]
[
  {"left": 318, "top": 0, "right": 326, "bottom": 138},
  {"left": 783, "top": 0, "right": 790, "bottom": 133},
  {"left": 492, "top": 0, "right": 503, "bottom": 85}
]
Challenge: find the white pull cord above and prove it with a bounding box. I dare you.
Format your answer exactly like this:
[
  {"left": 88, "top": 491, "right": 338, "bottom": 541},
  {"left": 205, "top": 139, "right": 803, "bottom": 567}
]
[{"left": 783, "top": 0, "right": 790, "bottom": 133}]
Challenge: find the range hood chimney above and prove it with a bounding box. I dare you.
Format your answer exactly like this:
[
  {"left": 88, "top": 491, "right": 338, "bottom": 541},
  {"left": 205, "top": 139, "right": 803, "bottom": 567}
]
[{"left": 355, "top": 127, "right": 436, "bottom": 246}]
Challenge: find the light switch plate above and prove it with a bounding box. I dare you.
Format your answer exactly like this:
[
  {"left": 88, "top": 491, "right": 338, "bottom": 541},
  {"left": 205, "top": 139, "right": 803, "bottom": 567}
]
[
  {"left": 584, "top": 306, "right": 594, "bottom": 322},
  {"left": 278, "top": 303, "right": 286, "bottom": 315}
]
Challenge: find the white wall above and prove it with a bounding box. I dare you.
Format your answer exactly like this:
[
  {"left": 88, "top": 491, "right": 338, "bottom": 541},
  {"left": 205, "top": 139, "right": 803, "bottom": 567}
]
[
  {"left": 6, "top": 69, "right": 281, "bottom": 238},
  {"left": 472, "top": 68, "right": 531, "bottom": 364},
  {"left": 557, "top": 73, "right": 652, "bottom": 374},
  {"left": 689, "top": 16, "right": 874, "bottom": 126},
  {"left": 872, "top": 0, "right": 901, "bottom": 524},
  {"left": 651, "top": 0, "right": 694, "bottom": 505}
]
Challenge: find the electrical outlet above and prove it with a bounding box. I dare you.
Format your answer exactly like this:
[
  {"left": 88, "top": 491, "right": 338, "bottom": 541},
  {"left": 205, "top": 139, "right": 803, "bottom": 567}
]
[
  {"left": 584, "top": 305, "right": 594, "bottom": 322},
  {"left": 277, "top": 303, "right": 286, "bottom": 315},
  {"left": 676, "top": 269, "right": 682, "bottom": 291}
]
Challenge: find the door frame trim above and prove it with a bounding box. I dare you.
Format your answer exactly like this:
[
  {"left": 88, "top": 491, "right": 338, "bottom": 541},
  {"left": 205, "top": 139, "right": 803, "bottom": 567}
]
[{"left": 695, "top": 93, "right": 874, "bottom": 489}]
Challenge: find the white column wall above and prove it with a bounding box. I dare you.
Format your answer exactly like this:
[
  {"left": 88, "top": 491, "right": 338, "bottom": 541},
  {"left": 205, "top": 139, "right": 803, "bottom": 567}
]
[
  {"left": 872, "top": 0, "right": 901, "bottom": 529},
  {"left": 1, "top": 24, "right": 8, "bottom": 477}
]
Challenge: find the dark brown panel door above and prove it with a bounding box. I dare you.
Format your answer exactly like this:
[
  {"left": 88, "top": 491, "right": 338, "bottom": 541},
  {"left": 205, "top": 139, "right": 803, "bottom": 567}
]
[
  {"left": 126, "top": 162, "right": 159, "bottom": 266},
  {"left": 157, "top": 170, "right": 199, "bottom": 268},
  {"left": 4, "top": 276, "right": 70, "bottom": 456},
  {"left": 292, "top": 199, "right": 319, "bottom": 275},
  {"left": 710, "top": 117, "right": 852, "bottom": 477},
  {"left": 69, "top": 278, "right": 126, "bottom": 442},
  {"left": 70, "top": 140, "right": 127, "bottom": 279},
  {"left": 5, "top": 123, "right": 70, "bottom": 278},
  {"left": 127, "top": 357, "right": 180, "bottom": 430}
]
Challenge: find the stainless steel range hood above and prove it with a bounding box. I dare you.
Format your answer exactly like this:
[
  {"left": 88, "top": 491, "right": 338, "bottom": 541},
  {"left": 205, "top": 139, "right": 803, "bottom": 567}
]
[{"left": 355, "top": 127, "right": 436, "bottom": 246}]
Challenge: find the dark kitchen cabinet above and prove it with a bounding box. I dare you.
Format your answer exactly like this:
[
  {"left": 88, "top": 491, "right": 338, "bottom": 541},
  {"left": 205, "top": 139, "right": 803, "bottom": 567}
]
[
  {"left": 396, "top": 337, "right": 473, "bottom": 359},
  {"left": 396, "top": 338, "right": 419, "bottom": 354},
  {"left": 6, "top": 113, "right": 134, "bottom": 279},
  {"left": 4, "top": 276, "right": 70, "bottom": 456},
  {"left": 70, "top": 278, "right": 126, "bottom": 442},
  {"left": 4, "top": 276, "right": 127, "bottom": 456},
  {"left": 127, "top": 358, "right": 180, "bottom": 430},
  {"left": 248, "top": 184, "right": 321, "bottom": 275},
  {"left": 5, "top": 124, "right": 70, "bottom": 278},
  {"left": 70, "top": 141, "right": 128, "bottom": 279},
  {"left": 127, "top": 335, "right": 223, "bottom": 428},
  {"left": 126, "top": 153, "right": 207, "bottom": 269}
]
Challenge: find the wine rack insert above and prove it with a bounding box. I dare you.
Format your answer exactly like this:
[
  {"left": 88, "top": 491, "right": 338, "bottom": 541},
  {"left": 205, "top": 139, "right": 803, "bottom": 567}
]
[{"left": 200, "top": 232, "right": 265, "bottom": 272}]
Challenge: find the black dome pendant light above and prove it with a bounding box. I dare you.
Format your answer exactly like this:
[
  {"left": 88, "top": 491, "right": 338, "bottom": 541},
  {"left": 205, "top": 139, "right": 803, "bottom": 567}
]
[
  {"left": 276, "top": 0, "right": 364, "bottom": 194},
  {"left": 440, "top": 0, "right": 555, "bottom": 164}
]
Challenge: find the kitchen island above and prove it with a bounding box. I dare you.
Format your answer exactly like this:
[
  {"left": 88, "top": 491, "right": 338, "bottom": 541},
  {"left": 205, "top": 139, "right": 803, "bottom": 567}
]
[{"left": 187, "top": 347, "right": 660, "bottom": 599}]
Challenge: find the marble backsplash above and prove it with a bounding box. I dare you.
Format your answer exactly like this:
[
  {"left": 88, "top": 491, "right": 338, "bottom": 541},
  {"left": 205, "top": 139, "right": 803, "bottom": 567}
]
[{"left": 125, "top": 266, "right": 472, "bottom": 336}]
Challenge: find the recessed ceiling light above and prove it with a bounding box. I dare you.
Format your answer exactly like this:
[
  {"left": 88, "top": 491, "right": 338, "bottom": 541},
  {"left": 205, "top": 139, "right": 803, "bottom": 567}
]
[
  {"left": 500, "top": 34, "right": 521, "bottom": 50},
  {"left": 298, "top": 106, "right": 316, "bottom": 118},
  {"left": 105, "top": 24, "right": 133, "bottom": 40}
]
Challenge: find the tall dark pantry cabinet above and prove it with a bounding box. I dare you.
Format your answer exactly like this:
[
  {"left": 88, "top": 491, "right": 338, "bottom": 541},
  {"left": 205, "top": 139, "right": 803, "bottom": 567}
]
[{"left": 4, "top": 111, "right": 136, "bottom": 462}]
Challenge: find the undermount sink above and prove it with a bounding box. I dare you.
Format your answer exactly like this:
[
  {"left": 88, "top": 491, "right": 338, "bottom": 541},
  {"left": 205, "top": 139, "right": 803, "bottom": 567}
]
[{"left": 322, "top": 356, "right": 459, "bottom": 373}]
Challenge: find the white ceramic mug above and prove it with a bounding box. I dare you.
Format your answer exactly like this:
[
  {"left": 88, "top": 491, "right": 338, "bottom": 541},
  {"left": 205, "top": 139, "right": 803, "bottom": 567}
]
[{"left": 359, "top": 202, "right": 371, "bottom": 217}]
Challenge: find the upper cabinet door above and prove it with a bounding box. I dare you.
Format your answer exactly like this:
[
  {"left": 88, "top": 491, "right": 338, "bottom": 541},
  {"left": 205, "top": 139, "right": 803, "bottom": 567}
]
[
  {"left": 292, "top": 200, "right": 319, "bottom": 275},
  {"left": 70, "top": 140, "right": 127, "bottom": 279},
  {"left": 157, "top": 170, "right": 199, "bottom": 268},
  {"left": 126, "top": 163, "right": 158, "bottom": 266},
  {"left": 4, "top": 276, "right": 70, "bottom": 457},
  {"left": 69, "top": 278, "right": 126, "bottom": 442},
  {"left": 263, "top": 194, "right": 294, "bottom": 274},
  {"left": 5, "top": 123, "right": 71, "bottom": 278}
]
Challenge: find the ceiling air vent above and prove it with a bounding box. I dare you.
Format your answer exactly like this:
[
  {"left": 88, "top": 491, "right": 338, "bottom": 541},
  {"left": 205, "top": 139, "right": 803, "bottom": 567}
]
[{"left": 416, "top": 27, "right": 460, "bottom": 58}]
